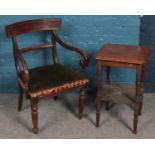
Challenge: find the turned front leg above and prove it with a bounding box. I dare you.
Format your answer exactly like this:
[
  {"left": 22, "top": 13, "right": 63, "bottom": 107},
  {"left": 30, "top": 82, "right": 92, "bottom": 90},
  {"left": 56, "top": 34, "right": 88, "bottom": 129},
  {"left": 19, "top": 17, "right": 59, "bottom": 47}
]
[
  {"left": 96, "top": 63, "right": 102, "bottom": 127},
  {"left": 134, "top": 65, "right": 143, "bottom": 134},
  {"left": 79, "top": 85, "right": 87, "bottom": 119},
  {"left": 31, "top": 98, "right": 39, "bottom": 134}
]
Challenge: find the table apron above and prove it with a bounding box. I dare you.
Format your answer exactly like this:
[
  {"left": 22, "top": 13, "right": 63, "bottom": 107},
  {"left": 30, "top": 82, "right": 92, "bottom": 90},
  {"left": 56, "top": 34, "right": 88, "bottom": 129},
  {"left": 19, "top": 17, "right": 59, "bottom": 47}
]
[{"left": 96, "top": 60, "right": 143, "bottom": 69}]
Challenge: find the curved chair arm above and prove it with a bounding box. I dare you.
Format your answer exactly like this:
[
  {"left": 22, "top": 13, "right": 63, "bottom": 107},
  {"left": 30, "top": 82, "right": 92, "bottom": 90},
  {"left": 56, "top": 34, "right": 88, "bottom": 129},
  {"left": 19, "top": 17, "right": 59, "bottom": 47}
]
[
  {"left": 53, "top": 32, "right": 89, "bottom": 68},
  {"left": 18, "top": 53, "right": 30, "bottom": 86}
]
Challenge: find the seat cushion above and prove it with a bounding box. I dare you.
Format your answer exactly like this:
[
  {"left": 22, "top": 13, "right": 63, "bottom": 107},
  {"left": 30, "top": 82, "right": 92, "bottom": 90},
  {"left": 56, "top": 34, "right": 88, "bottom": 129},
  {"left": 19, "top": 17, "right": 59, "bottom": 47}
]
[{"left": 23, "top": 64, "right": 88, "bottom": 95}]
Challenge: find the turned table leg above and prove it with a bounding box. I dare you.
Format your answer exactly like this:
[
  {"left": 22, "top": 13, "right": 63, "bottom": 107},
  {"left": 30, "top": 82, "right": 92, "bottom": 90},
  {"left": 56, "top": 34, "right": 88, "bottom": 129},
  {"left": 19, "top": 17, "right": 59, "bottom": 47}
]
[
  {"left": 134, "top": 65, "right": 143, "bottom": 134},
  {"left": 96, "top": 63, "right": 102, "bottom": 127}
]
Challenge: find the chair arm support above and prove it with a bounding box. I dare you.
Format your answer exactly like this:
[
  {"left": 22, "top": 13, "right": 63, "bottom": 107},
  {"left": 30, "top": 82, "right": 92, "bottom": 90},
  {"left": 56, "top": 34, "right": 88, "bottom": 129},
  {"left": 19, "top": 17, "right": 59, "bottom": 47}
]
[{"left": 53, "top": 32, "right": 89, "bottom": 68}]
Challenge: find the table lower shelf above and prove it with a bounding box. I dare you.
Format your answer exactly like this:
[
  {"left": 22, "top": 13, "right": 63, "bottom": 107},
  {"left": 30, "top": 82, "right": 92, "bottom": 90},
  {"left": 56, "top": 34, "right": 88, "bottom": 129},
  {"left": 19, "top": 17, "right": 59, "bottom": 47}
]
[{"left": 100, "top": 84, "right": 137, "bottom": 105}]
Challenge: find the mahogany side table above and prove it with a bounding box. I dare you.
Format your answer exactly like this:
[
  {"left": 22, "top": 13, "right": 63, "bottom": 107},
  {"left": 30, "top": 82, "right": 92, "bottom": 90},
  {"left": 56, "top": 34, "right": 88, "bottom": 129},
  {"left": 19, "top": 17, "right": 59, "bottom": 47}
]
[{"left": 95, "top": 44, "right": 150, "bottom": 134}]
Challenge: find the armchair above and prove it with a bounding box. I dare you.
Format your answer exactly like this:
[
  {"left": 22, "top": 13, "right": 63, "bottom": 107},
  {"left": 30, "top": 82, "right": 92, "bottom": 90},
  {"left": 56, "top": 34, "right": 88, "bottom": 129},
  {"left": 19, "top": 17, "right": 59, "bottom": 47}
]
[{"left": 5, "top": 18, "right": 89, "bottom": 133}]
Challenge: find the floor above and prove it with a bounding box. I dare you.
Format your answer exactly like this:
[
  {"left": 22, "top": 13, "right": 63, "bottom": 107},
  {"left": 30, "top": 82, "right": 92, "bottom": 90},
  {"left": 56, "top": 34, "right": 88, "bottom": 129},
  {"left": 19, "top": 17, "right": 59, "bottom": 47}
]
[{"left": 0, "top": 90, "right": 155, "bottom": 139}]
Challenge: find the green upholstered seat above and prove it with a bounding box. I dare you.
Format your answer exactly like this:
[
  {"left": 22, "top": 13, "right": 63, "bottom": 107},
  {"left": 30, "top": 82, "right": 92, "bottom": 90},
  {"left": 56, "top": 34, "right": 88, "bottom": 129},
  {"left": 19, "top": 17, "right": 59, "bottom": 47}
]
[{"left": 23, "top": 64, "right": 87, "bottom": 93}]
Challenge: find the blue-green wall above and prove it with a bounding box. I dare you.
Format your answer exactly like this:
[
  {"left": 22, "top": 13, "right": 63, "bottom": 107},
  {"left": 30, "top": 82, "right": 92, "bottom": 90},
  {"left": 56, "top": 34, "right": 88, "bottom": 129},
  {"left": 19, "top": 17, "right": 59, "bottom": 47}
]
[
  {"left": 0, "top": 15, "right": 140, "bottom": 93},
  {"left": 140, "top": 15, "right": 155, "bottom": 92}
]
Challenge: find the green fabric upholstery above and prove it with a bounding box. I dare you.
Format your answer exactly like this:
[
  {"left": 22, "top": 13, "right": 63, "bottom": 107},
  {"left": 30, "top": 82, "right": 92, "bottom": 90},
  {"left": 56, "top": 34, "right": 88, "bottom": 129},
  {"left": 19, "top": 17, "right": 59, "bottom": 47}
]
[{"left": 22, "top": 64, "right": 87, "bottom": 93}]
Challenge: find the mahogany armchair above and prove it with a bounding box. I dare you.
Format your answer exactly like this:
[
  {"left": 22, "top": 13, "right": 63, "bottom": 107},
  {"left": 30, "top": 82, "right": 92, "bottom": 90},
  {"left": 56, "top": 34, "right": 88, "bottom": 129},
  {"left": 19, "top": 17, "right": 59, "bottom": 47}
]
[{"left": 5, "top": 18, "right": 89, "bottom": 133}]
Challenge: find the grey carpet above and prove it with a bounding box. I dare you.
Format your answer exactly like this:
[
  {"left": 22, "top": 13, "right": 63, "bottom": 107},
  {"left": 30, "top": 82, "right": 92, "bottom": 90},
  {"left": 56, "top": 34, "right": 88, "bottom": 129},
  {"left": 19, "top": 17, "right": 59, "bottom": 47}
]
[{"left": 0, "top": 92, "right": 154, "bottom": 139}]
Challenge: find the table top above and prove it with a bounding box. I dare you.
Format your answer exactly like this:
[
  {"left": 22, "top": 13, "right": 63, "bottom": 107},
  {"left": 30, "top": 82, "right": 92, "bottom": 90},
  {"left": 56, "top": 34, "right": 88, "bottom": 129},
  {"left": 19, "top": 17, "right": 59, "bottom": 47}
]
[{"left": 95, "top": 44, "right": 150, "bottom": 64}]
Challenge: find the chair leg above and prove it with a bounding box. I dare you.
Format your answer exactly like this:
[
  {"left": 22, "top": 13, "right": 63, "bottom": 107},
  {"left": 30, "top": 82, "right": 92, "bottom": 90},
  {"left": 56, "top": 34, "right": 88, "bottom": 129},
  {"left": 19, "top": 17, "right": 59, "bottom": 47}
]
[
  {"left": 30, "top": 98, "right": 39, "bottom": 134},
  {"left": 18, "top": 85, "right": 23, "bottom": 111},
  {"left": 78, "top": 86, "right": 87, "bottom": 120},
  {"left": 105, "top": 102, "right": 109, "bottom": 111},
  {"left": 53, "top": 96, "right": 58, "bottom": 100},
  {"left": 25, "top": 92, "right": 30, "bottom": 99}
]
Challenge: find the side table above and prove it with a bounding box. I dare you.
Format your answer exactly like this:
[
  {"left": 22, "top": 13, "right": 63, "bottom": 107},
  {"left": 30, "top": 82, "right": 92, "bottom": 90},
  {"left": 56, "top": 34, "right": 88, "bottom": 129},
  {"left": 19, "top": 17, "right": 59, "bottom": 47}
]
[{"left": 95, "top": 44, "right": 150, "bottom": 134}]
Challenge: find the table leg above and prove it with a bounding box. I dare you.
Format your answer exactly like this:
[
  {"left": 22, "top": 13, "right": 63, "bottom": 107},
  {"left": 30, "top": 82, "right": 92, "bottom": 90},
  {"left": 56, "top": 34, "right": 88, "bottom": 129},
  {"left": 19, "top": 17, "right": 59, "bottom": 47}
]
[
  {"left": 105, "top": 66, "right": 111, "bottom": 110},
  {"left": 106, "top": 66, "right": 111, "bottom": 84},
  {"left": 138, "top": 65, "right": 145, "bottom": 116},
  {"left": 96, "top": 64, "right": 102, "bottom": 127},
  {"left": 134, "top": 65, "right": 143, "bottom": 134}
]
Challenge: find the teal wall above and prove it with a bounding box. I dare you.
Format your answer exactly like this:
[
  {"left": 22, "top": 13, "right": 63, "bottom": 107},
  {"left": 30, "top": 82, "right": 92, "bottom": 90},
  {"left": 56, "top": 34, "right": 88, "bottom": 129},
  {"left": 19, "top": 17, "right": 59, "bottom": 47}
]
[
  {"left": 0, "top": 15, "right": 140, "bottom": 93},
  {"left": 140, "top": 15, "right": 155, "bottom": 92}
]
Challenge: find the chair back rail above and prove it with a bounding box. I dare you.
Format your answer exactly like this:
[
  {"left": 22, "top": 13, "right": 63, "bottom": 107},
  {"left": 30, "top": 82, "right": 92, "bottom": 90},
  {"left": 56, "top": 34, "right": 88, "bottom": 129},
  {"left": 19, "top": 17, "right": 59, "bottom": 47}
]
[{"left": 20, "top": 44, "right": 54, "bottom": 53}]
